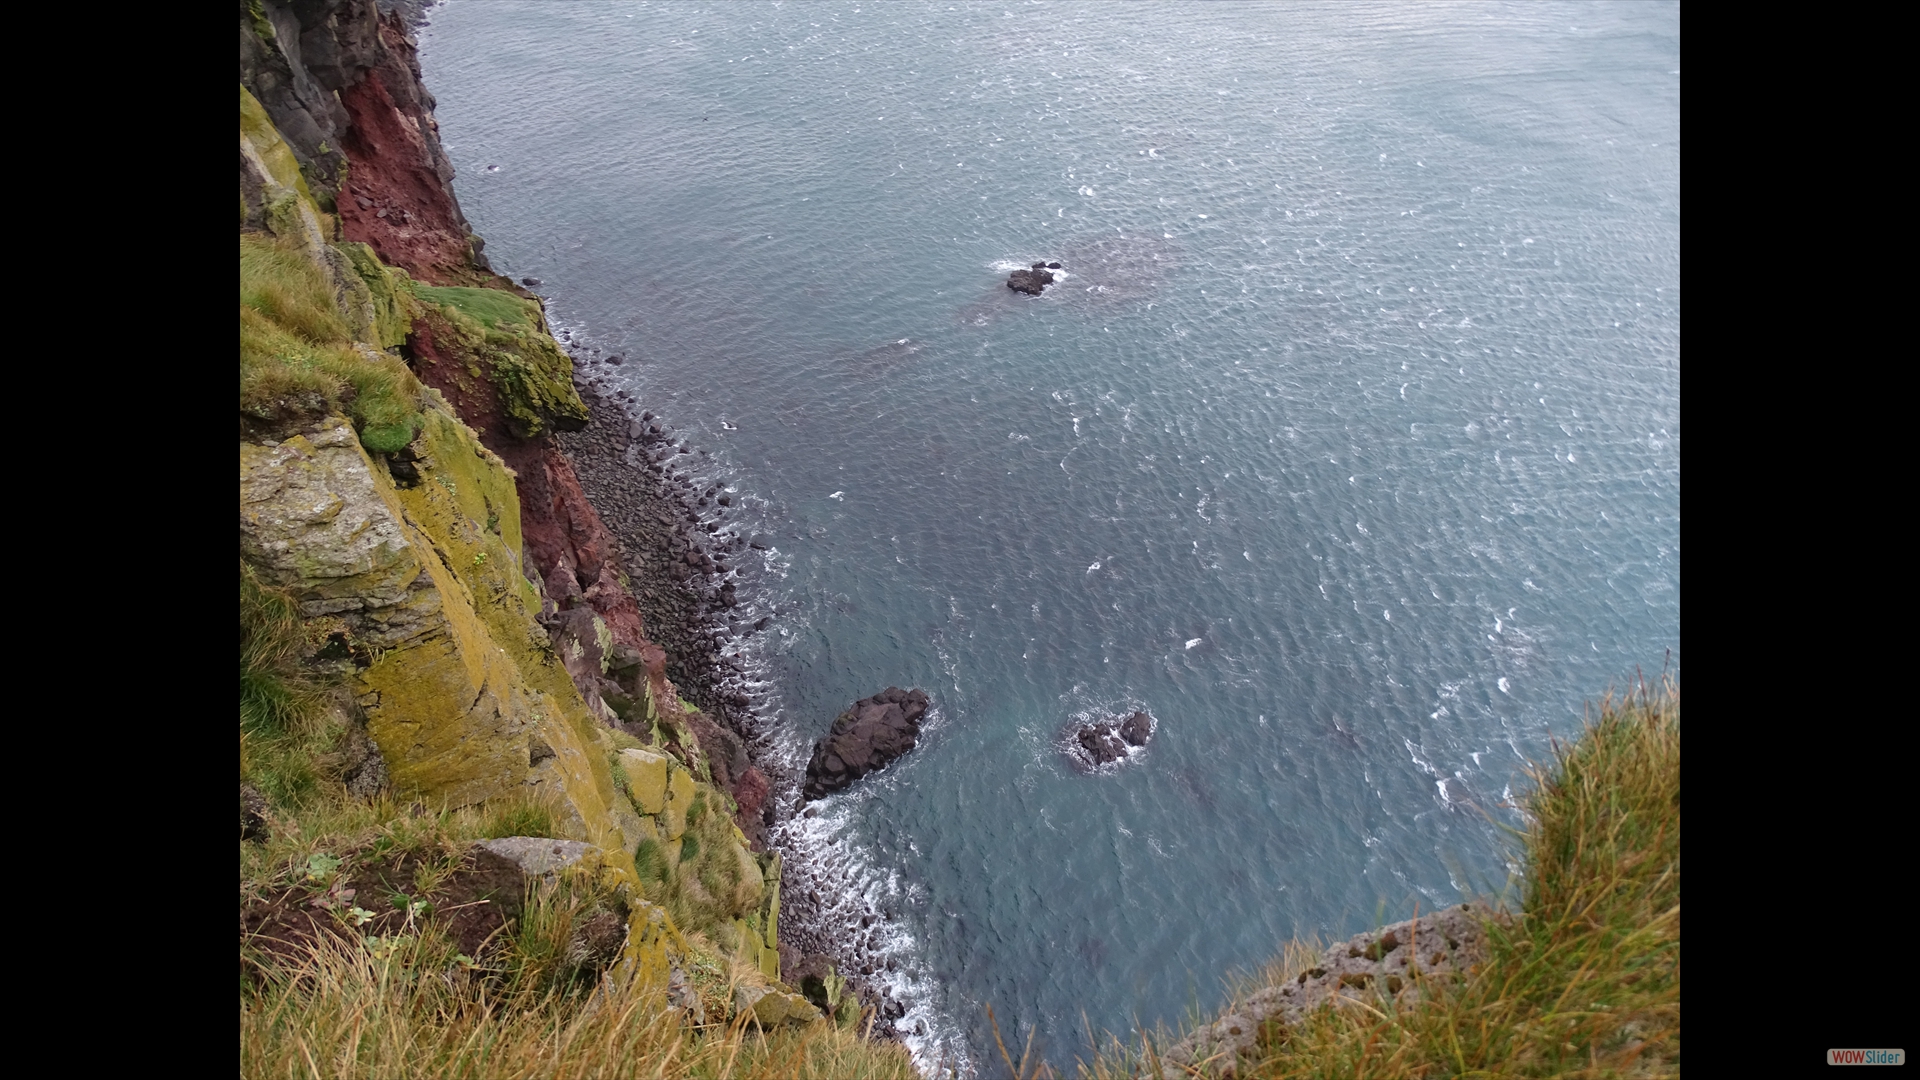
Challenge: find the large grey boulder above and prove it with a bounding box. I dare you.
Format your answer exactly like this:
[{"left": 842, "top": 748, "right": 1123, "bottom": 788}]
[{"left": 473, "top": 837, "right": 595, "bottom": 878}]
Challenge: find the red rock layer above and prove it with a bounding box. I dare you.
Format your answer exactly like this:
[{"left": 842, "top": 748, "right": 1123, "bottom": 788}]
[
  {"left": 404, "top": 315, "right": 648, "bottom": 657},
  {"left": 336, "top": 14, "right": 478, "bottom": 283}
]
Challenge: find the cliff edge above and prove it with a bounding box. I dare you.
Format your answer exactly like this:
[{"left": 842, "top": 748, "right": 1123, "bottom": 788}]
[{"left": 238, "top": 1, "right": 888, "bottom": 1058}]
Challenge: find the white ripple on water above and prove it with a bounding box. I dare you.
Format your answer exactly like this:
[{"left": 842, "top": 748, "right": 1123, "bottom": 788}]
[{"left": 421, "top": 2, "right": 1678, "bottom": 1068}]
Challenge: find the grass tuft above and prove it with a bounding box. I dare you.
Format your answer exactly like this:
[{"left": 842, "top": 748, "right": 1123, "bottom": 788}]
[
  {"left": 241, "top": 870, "right": 917, "bottom": 1079},
  {"left": 475, "top": 790, "right": 560, "bottom": 841},
  {"left": 240, "top": 232, "right": 422, "bottom": 450}
]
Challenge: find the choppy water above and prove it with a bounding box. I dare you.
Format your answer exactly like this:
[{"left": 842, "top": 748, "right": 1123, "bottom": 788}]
[{"left": 418, "top": 1, "right": 1679, "bottom": 1072}]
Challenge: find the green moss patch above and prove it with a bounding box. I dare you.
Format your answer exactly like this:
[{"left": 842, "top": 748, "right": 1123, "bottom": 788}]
[
  {"left": 338, "top": 241, "right": 420, "bottom": 350},
  {"left": 414, "top": 285, "right": 540, "bottom": 331},
  {"left": 414, "top": 285, "right": 589, "bottom": 439}
]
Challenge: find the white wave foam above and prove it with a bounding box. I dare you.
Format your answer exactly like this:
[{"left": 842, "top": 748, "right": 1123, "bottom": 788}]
[{"left": 770, "top": 742, "right": 973, "bottom": 1077}]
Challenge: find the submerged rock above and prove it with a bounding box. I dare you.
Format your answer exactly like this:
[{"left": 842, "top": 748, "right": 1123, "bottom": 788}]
[
  {"left": 803, "top": 687, "right": 930, "bottom": 800},
  {"left": 1065, "top": 710, "right": 1156, "bottom": 769}
]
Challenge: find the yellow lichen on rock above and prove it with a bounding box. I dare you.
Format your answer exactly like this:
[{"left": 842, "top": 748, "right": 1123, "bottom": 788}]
[
  {"left": 379, "top": 394, "right": 647, "bottom": 864},
  {"left": 238, "top": 393, "right": 641, "bottom": 872},
  {"left": 240, "top": 84, "right": 331, "bottom": 253},
  {"left": 617, "top": 898, "right": 685, "bottom": 996},
  {"left": 238, "top": 415, "right": 540, "bottom": 809},
  {"left": 663, "top": 767, "right": 696, "bottom": 841},
  {"left": 619, "top": 747, "right": 671, "bottom": 814}
]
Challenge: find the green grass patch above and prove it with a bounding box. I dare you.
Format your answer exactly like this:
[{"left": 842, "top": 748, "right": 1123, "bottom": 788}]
[
  {"left": 239, "top": 561, "right": 357, "bottom": 813},
  {"left": 239, "top": 232, "right": 422, "bottom": 451},
  {"left": 656, "top": 792, "right": 764, "bottom": 939},
  {"left": 413, "top": 284, "right": 540, "bottom": 330},
  {"left": 634, "top": 838, "right": 669, "bottom": 884},
  {"left": 475, "top": 790, "right": 560, "bottom": 840}
]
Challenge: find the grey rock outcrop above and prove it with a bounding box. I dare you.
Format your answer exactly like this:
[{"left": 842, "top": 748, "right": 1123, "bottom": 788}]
[
  {"left": 240, "top": 420, "right": 547, "bottom": 810},
  {"left": 239, "top": 420, "right": 440, "bottom": 646},
  {"left": 474, "top": 837, "right": 595, "bottom": 879}
]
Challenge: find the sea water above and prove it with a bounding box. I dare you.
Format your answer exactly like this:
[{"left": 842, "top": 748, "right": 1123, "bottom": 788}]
[{"left": 416, "top": 2, "right": 1679, "bottom": 1071}]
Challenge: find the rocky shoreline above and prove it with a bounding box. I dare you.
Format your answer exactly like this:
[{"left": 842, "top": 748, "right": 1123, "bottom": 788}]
[
  {"left": 553, "top": 368, "right": 918, "bottom": 1037},
  {"left": 553, "top": 383, "right": 762, "bottom": 749},
  {"left": 246, "top": 0, "right": 914, "bottom": 1040}
]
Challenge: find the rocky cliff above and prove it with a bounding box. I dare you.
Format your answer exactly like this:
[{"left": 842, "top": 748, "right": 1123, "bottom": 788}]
[{"left": 239, "top": 0, "right": 817, "bottom": 1023}]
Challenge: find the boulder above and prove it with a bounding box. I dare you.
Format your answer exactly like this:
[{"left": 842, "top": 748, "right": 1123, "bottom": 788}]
[
  {"left": 662, "top": 766, "right": 696, "bottom": 840},
  {"left": 1007, "top": 267, "right": 1055, "bottom": 295},
  {"left": 1066, "top": 710, "right": 1156, "bottom": 769},
  {"left": 619, "top": 747, "right": 671, "bottom": 814},
  {"left": 473, "top": 836, "right": 595, "bottom": 879},
  {"left": 240, "top": 782, "right": 270, "bottom": 842},
  {"left": 802, "top": 687, "right": 930, "bottom": 800},
  {"left": 734, "top": 983, "right": 824, "bottom": 1028}
]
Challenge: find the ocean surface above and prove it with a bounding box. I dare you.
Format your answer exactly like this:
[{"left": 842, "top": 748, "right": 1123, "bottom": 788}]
[{"left": 416, "top": 2, "right": 1679, "bottom": 1072}]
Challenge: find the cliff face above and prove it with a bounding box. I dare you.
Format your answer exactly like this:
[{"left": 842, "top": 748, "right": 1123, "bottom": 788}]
[
  {"left": 239, "top": 0, "right": 795, "bottom": 1005},
  {"left": 240, "top": 0, "right": 477, "bottom": 277}
]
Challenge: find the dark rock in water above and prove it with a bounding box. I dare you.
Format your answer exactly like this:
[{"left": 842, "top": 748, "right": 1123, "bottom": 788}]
[
  {"left": 803, "top": 686, "right": 930, "bottom": 800},
  {"left": 1007, "top": 267, "right": 1055, "bottom": 295},
  {"left": 1079, "top": 725, "right": 1126, "bottom": 763},
  {"left": 1032, "top": 261, "right": 1047, "bottom": 269},
  {"left": 521, "top": 276, "right": 542, "bottom": 287},
  {"left": 1066, "top": 710, "right": 1156, "bottom": 769},
  {"left": 1047, "top": 261, "right": 1062, "bottom": 269}
]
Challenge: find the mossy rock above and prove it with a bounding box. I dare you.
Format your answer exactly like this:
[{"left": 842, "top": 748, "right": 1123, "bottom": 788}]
[
  {"left": 618, "top": 747, "right": 670, "bottom": 814},
  {"left": 662, "top": 767, "right": 696, "bottom": 841},
  {"left": 336, "top": 241, "right": 420, "bottom": 349},
  {"left": 415, "top": 285, "right": 589, "bottom": 439},
  {"left": 241, "top": 91, "right": 647, "bottom": 894}
]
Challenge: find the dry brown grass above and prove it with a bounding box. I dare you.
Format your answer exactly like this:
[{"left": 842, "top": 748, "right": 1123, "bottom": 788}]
[{"left": 240, "top": 920, "right": 917, "bottom": 1080}]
